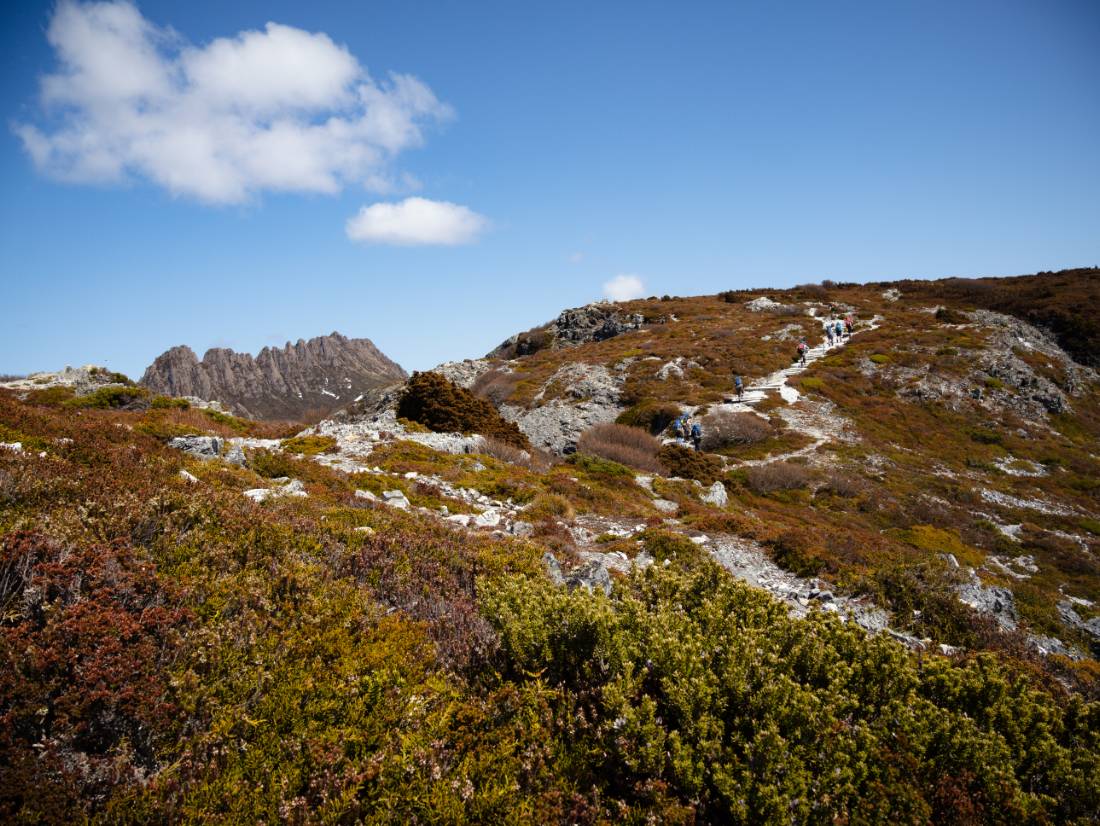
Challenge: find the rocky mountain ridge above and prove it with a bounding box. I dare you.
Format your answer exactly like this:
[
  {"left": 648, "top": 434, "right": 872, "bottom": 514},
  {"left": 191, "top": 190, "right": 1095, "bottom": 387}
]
[{"left": 140, "top": 332, "right": 406, "bottom": 421}]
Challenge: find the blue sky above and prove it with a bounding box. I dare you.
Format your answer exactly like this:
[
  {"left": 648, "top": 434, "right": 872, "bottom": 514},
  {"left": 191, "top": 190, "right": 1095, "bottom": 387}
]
[{"left": 2, "top": 0, "right": 1098, "bottom": 379}]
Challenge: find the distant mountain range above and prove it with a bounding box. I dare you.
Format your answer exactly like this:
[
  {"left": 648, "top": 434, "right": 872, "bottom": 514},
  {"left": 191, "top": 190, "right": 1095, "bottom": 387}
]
[{"left": 140, "top": 332, "right": 405, "bottom": 421}]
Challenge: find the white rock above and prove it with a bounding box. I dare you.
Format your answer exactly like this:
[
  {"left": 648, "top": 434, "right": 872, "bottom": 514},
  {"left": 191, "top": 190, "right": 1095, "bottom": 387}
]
[
  {"left": 404, "top": 471, "right": 419, "bottom": 479},
  {"left": 473, "top": 508, "right": 502, "bottom": 528},
  {"left": 381, "top": 490, "right": 410, "bottom": 510},
  {"left": 1, "top": 442, "right": 23, "bottom": 453},
  {"left": 354, "top": 489, "right": 378, "bottom": 501},
  {"left": 243, "top": 488, "right": 273, "bottom": 502},
  {"left": 446, "top": 514, "right": 472, "bottom": 527},
  {"left": 354, "top": 526, "right": 375, "bottom": 534},
  {"left": 652, "top": 498, "right": 679, "bottom": 513},
  {"left": 700, "top": 481, "right": 728, "bottom": 507},
  {"left": 179, "top": 469, "right": 199, "bottom": 483},
  {"left": 279, "top": 479, "right": 308, "bottom": 497}
]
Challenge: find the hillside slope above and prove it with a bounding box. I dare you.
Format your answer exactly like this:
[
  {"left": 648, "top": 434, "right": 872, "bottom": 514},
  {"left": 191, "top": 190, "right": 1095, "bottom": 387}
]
[
  {"left": 2, "top": 269, "right": 1099, "bottom": 823},
  {"left": 141, "top": 332, "right": 406, "bottom": 421}
]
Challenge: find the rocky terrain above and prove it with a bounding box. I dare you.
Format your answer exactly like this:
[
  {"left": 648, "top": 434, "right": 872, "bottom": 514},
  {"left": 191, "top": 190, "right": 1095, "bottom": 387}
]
[
  {"left": 140, "top": 332, "right": 405, "bottom": 421},
  {"left": 3, "top": 269, "right": 1099, "bottom": 823}
]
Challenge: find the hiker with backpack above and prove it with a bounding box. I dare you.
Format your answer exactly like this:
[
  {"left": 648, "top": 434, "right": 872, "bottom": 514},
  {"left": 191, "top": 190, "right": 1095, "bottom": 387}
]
[
  {"left": 825, "top": 324, "right": 835, "bottom": 346},
  {"left": 835, "top": 320, "right": 844, "bottom": 340},
  {"left": 797, "top": 338, "right": 808, "bottom": 367},
  {"left": 733, "top": 374, "right": 744, "bottom": 401},
  {"left": 691, "top": 420, "right": 703, "bottom": 451},
  {"left": 676, "top": 415, "right": 691, "bottom": 444},
  {"left": 844, "top": 315, "right": 853, "bottom": 337}
]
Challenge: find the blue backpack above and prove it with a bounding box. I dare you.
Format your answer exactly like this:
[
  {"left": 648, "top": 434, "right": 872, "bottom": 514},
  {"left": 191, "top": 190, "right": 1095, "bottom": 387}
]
[{"left": 691, "top": 423, "right": 702, "bottom": 438}]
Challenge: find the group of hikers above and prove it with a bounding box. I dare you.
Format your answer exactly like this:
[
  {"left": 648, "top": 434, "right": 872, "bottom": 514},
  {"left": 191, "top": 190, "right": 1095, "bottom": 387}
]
[
  {"left": 673, "top": 414, "right": 704, "bottom": 451},
  {"left": 798, "top": 313, "right": 855, "bottom": 366},
  {"left": 673, "top": 312, "right": 857, "bottom": 450}
]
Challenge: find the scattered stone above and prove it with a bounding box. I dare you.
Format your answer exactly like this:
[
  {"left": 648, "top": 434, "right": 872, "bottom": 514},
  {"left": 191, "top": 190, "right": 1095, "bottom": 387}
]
[
  {"left": 0, "top": 442, "right": 23, "bottom": 453},
  {"left": 354, "top": 489, "right": 378, "bottom": 501},
  {"left": 354, "top": 526, "right": 375, "bottom": 535},
  {"left": 446, "top": 513, "right": 472, "bottom": 527},
  {"left": 881, "top": 288, "right": 902, "bottom": 302},
  {"left": 564, "top": 558, "right": 613, "bottom": 596},
  {"left": 381, "top": 490, "right": 411, "bottom": 510},
  {"left": 509, "top": 520, "right": 534, "bottom": 537},
  {"left": 956, "top": 570, "right": 1018, "bottom": 630},
  {"left": 178, "top": 469, "right": 199, "bottom": 483},
  {"left": 224, "top": 444, "right": 246, "bottom": 466},
  {"left": 473, "top": 508, "right": 502, "bottom": 528},
  {"left": 941, "top": 553, "right": 959, "bottom": 568},
  {"left": 700, "top": 481, "right": 728, "bottom": 507},
  {"left": 652, "top": 498, "right": 678, "bottom": 513},
  {"left": 1058, "top": 600, "right": 1100, "bottom": 641},
  {"left": 168, "top": 435, "right": 222, "bottom": 458},
  {"left": 542, "top": 552, "right": 565, "bottom": 586}
]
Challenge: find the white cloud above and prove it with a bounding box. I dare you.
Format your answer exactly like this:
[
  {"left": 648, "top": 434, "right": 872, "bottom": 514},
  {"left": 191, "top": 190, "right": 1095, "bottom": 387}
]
[
  {"left": 346, "top": 197, "right": 488, "bottom": 245},
  {"left": 603, "top": 273, "right": 646, "bottom": 302},
  {"left": 15, "top": 1, "right": 452, "bottom": 204}
]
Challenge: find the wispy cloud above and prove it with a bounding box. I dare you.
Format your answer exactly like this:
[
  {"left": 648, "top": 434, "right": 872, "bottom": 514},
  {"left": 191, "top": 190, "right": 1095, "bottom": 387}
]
[
  {"left": 602, "top": 273, "right": 646, "bottom": 302},
  {"left": 346, "top": 197, "right": 488, "bottom": 245},
  {"left": 14, "top": 1, "right": 452, "bottom": 204}
]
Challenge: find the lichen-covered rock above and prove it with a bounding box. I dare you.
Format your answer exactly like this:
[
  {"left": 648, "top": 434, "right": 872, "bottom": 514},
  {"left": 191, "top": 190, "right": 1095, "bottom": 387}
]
[
  {"left": 701, "top": 480, "right": 728, "bottom": 507},
  {"left": 168, "top": 435, "right": 223, "bottom": 458}
]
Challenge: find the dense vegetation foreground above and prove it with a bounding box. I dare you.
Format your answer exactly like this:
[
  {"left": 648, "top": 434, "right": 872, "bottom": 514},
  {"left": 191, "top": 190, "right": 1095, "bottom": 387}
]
[
  {"left": 1, "top": 390, "right": 1098, "bottom": 824},
  {"left": 4, "top": 270, "right": 1100, "bottom": 823}
]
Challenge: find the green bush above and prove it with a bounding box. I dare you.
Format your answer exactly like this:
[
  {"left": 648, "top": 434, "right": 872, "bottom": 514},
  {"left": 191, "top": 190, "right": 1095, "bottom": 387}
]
[
  {"left": 201, "top": 408, "right": 250, "bottom": 434},
  {"left": 968, "top": 427, "right": 1004, "bottom": 445},
  {"left": 869, "top": 353, "right": 891, "bottom": 365},
  {"left": 64, "top": 385, "right": 150, "bottom": 410},
  {"left": 247, "top": 448, "right": 299, "bottom": 479},
  {"left": 639, "top": 528, "right": 704, "bottom": 565},
  {"left": 281, "top": 434, "right": 338, "bottom": 455},
  {"left": 397, "top": 372, "right": 529, "bottom": 449},
  {"left": 150, "top": 395, "right": 190, "bottom": 409},
  {"left": 657, "top": 443, "right": 722, "bottom": 484},
  {"left": 616, "top": 399, "right": 682, "bottom": 434},
  {"left": 482, "top": 563, "right": 1100, "bottom": 823},
  {"left": 22, "top": 386, "right": 76, "bottom": 406},
  {"left": 567, "top": 452, "right": 634, "bottom": 478}
]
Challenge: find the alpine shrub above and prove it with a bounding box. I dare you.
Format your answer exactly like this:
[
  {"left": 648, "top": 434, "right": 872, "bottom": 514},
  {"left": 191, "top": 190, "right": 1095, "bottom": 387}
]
[
  {"left": 746, "top": 461, "right": 813, "bottom": 494},
  {"left": 398, "top": 372, "right": 529, "bottom": 449},
  {"left": 576, "top": 423, "right": 663, "bottom": 473},
  {"left": 698, "top": 410, "right": 772, "bottom": 451},
  {"left": 616, "top": 399, "right": 682, "bottom": 435},
  {"left": 657, "top": 443, "right": 722, "bottom": 484}
]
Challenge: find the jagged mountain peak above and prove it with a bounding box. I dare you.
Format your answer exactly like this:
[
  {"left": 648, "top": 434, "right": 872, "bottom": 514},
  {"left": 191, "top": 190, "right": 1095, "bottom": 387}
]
[{"left": 140, "top": 331, "right": 405, "bottom": 421}]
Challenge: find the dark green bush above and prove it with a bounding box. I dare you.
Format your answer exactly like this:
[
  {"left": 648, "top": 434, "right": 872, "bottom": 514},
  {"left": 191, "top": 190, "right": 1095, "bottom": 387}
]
[
  {"left": 657, "top": 443, "right": 722, "bottom": 484},
  {"left": 64, "top": 385, "right": 150, "bottom": 410},
  {"left": 281, "top": 434, "right": 337, "bottom": 455},
  {"left": 616, "top": 399, "right": 682, "bottom": 434},
  {"left": 247, "top": 448, "right": 299, "bottom": 479},
  {"left": 397, "top": 372, "right": 529, "bottom": 449},
  {"left": 482, "top": 563, "right": 1100, "bottom": 824},
  {"left": 150, "top": 395, "right": 190, "bottom": 410}
]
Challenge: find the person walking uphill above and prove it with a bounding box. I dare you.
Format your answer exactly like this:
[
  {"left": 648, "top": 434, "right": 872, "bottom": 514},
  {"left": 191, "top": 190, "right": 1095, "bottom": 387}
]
[
  {"left": 797, "top": 338, "right": 808, "bottom": 366},
  {"left": 691, "top": 420, "right": 703, "bottom": 451},
  {"left": 734, "top": 374, "right": 744, "bottom": 401}
]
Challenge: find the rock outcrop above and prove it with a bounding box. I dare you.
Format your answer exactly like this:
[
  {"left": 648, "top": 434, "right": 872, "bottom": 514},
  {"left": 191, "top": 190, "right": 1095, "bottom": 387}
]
[
  {"left": 488, "top": 304, "right": 646, "bottom": 358},
  {"left": 141, "top": 332, "right": 406, "bottom": 421}
]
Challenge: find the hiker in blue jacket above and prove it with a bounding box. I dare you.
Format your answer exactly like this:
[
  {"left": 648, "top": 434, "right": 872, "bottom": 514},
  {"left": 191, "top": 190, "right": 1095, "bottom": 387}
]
[
  {"left": 691, "top": 420, "right": 703, "bottom": 451},
  {"left": 733, "top": 374, "right": 744, "bottom": 401}
]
